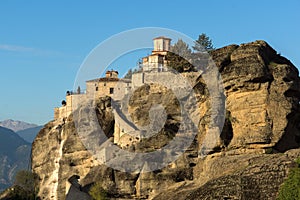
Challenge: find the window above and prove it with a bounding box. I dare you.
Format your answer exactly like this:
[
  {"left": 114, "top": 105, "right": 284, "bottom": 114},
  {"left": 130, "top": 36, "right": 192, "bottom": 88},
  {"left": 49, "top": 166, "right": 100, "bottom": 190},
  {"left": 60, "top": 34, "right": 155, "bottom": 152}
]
[
  {"left": 104, "top": 83, "right": 106, "bottom": 86},
  {"left": 110, "top": 88, "right": 114, "bottom": 94},
  {"left": 95, "top": 86, "right": 98, "bottom": 91}
]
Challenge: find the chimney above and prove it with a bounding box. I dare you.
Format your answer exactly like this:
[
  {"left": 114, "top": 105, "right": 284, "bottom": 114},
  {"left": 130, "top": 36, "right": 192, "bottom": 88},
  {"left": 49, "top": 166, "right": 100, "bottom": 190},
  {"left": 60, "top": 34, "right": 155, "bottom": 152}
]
[{"left": 105, "top": 70, "right": 119, "bottom": 78}]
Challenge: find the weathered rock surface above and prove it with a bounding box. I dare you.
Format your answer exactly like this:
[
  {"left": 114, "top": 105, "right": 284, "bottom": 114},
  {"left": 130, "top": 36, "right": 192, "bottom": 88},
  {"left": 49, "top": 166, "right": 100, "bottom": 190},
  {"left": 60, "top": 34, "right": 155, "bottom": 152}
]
[
  {"left": 31, "top": 40, "right": 300, "bottom": 200},
  {"left": 154, "top": 149, "right": 300, "bottom": 200},
  {"left": 209, "top": 40, "right": 300, "bottom": 152},
  {"left": 32, "top": 97, "right": 117, "bottom": 200}
]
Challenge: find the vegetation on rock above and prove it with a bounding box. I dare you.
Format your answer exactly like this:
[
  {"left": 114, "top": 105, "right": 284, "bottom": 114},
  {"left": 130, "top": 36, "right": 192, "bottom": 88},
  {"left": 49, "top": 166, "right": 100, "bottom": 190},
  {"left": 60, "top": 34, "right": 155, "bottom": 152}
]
[
  {"left": 277, "top": 158, "right": 300, "bottom": 200},
  {"left": 166, "top": 39, "right": 194, "bottom": 72},
  {"left": 0, "top": 170, "right": 38, "bottom": 200},
  {"left": 89, "top": 182, "right": 108, "bottom": 200}
]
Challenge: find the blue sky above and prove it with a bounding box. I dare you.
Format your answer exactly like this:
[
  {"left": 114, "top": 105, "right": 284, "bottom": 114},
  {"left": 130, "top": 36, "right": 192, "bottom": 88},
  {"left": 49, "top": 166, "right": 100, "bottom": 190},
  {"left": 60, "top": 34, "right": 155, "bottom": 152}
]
[{"left": 0, "top": 0, "right": 299, "bottom": 125}]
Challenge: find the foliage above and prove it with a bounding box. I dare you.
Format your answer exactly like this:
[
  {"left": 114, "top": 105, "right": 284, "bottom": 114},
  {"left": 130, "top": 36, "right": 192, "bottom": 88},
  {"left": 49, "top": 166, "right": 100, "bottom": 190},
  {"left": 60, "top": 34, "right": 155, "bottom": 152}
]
[
  {"left": 166, "top": 39, "right": 194, "bottom": 73},
  {"left": 0, "top": 185, "right": 37, "bottom": 200},
  {"left": 61, "top": 100, "right": 67, "bottom": 106},
  {"left": 265, "top": 148, "right": 273, "bottom": 154},
  {"left": 193, "top": 33, "right": 214, "bottom": 52},
  {"left": 14, "top": 170, "right": 35, "bottom": 194},
  {"left": 277, "top": 158, "right": 300, "bottom": 200},
  {"left": 0, "top": 170, "right": 39, "bottom": 200},
  {"left": 89, "top": 182, "right": 108, "bottom": 200},
  {"left": 77, "top": 86, "right": 81, "bottom": 94},
  {"left": 170, "top": 39, "right": 192, "bottom": 58},
  {"left": 124, "top": 69, "right": 133, "bottom": 79},
  {"left": 124, "top": 67, "right": 141, "bottom": 79}
]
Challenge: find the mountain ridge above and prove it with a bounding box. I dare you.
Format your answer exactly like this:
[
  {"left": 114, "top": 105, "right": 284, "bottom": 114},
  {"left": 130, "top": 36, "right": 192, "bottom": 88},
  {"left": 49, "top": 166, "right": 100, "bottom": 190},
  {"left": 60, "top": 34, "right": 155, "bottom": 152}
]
[
  {"left": 16, "top": 126, "right": 43, "bottom": 143},
  {"left": 0, "top": 119, "right": 38, "bottom": 132},
  {"left": 0, "top": 126, "right": 31, "bottom": 191}
]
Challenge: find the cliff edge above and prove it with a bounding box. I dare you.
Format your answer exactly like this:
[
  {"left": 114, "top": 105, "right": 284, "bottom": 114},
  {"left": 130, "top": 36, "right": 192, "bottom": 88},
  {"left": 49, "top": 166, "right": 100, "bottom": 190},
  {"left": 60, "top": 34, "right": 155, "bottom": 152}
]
[{"left": 32, "top": 40, "right": 300, "bottom": 200}]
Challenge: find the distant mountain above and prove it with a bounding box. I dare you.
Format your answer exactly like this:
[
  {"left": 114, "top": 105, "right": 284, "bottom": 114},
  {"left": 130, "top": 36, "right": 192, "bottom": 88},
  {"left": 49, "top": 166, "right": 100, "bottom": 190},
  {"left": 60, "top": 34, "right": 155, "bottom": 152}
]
[
  {"left": 17, "top": 126, "right": 43, "bottom": 143},
  {"left": 0, "top": 126, "right": 31, "bottom": 192},
  {"left": 0, "top": 119, "right": 38, "bottom": 132}
]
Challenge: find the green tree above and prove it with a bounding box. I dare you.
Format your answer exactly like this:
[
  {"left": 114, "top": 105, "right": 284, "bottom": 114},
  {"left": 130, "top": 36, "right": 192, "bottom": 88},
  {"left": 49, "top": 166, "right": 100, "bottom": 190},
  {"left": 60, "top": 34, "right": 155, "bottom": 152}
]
[
  {"left": 193, "top": 33, "right": 214, "bottom": 52},
  {"left": 89, "top": 182, "right": 107, "bottom": 200},
  {"left": 14, "top": 170, "right": 35, "bottom": 193},
  {"left": 170, "top": 39, "right": 192, "bottom": 58},
  {"left": 61, "top": 100, "right": 67, "bottom": 106},
  {"left": 124, "top": 69, "right": 133, "bottom": 79},
  {"left": 166, "top": 39, "right": 194, "bottom": 73},
  {"left": 1, "top": 170, "right": 39, "bottom": 200}
]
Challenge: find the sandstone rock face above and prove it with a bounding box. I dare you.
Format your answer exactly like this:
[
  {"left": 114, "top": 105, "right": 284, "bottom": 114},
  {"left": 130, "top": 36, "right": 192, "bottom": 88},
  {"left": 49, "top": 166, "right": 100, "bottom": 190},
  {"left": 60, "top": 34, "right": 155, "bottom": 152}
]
[
  {"left": 31, "top": 118, "right": 95, "bottom": 200},
  {"left": 32, "top": 97, "right": 115, "bottom": 200},
  {"left": 31, "top": 41, "right": 300, "bottom": 200},
  {"left": 209, "top": 40, "right": 300, "bottom": 152},
  {"left": 32, "top": 96, "right": 196, "bottom": 199},
  {"left": 153, "top": 149, "right": 300, "bottom": 200}
]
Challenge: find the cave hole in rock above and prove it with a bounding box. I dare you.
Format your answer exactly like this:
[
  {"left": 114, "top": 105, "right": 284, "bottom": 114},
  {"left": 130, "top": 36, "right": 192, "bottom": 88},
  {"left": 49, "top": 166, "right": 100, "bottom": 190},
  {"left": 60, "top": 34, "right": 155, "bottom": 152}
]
[{"left": 220, "top": 110, "right": 234, "bottom": 147}]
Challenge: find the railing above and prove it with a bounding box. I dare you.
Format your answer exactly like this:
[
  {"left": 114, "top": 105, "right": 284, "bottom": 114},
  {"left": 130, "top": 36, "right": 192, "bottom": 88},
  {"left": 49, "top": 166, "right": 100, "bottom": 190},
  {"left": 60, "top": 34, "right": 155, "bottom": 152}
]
[{"left": 66, "top": 89, "right": 86, "bottom": 95}]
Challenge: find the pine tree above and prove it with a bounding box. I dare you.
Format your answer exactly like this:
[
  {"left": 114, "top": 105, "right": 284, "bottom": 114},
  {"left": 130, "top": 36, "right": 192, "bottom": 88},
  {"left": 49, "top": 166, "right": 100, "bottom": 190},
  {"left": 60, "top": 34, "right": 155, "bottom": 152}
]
[
  {"left": 170, "top": 39, "right": 192, "bottom": 58},
  {"left": 166, "top": 39, "right": 194, "bottom": 73},
  {"left": 193, "top": 33, "right": 214, "bottom": 52},
  {"left": 124, "top": 69, "right": 133, "bottom": 79}
]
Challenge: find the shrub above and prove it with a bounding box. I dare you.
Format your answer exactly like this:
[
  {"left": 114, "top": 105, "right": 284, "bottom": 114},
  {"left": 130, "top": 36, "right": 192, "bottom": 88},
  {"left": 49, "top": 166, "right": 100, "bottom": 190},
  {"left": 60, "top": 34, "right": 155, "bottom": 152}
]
[
  {"left": 89, "top": 182, "right": 107, "bottom": 200},
  {"left": 277, "top": 158, "right": 300, "bottom": 200}
]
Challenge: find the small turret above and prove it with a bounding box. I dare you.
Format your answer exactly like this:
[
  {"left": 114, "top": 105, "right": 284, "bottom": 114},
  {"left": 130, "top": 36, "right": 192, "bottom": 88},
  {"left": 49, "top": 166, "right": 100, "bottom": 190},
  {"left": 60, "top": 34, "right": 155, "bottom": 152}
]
[{"left": 153, "top": 36, "right": 171, "bottom": 52}]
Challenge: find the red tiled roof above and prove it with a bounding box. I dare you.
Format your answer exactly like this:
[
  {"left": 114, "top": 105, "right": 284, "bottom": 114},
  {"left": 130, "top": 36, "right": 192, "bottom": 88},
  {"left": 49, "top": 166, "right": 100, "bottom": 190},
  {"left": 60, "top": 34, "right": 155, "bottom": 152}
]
[{"left": 86, "top": 77, "right": 131, "bottom": 83}]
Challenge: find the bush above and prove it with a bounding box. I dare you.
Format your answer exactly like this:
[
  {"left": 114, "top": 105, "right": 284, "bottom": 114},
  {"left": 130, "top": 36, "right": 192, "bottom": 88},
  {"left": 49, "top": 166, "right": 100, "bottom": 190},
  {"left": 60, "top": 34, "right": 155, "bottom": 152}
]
[
  {"left": 89, "top": 182, "right": 107, "bottom": 200},
  {"left": 2, "top": 170, "right": 40, "bottom": 200},
  {"left": 0, "top": 185, "right": 38, "bottom": 200},
  {"left": 277, "top": 158, "right": 300, "bottom": 200},
  {"left": 14, "top": 170, "right": 35, "bottom": 192}
]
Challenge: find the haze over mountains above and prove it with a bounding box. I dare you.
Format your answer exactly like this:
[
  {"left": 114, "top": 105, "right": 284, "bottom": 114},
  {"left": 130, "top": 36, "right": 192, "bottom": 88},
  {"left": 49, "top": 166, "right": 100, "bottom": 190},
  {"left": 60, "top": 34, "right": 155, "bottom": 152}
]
[
  {"left": 0, "top": 119, "right": 43, "bottom": 191},
  {"left": 0, "top": 119, "right": 37, "bottom": 132},
  {"left": 0, "top": 126, "right": 31, "bottom": 191},
  {"left": 0, "top": 119, "right": 42, "bottom": 143}
]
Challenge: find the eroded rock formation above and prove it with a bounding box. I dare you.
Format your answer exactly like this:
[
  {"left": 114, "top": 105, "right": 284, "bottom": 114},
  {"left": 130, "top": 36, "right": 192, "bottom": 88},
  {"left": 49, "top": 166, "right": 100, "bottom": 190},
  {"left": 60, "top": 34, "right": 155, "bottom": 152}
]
[
  {"left": 31, "top": 40, "right": 300, "bottom": 200},
  {"left": 210, "top": 40, "right": 300, "bottom": 152}
]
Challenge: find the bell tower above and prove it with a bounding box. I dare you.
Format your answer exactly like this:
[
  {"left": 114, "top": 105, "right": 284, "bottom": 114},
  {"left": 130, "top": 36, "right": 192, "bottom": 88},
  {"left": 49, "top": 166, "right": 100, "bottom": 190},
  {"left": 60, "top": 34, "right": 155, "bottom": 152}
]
[{"left": 153, "top": 36, "right": 171, "bottom": 55}]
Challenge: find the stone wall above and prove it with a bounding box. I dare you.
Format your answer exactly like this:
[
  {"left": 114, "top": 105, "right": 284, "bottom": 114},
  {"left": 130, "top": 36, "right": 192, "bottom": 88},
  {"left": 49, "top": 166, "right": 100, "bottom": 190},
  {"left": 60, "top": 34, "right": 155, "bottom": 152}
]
[
  {"left": 54, "top": 94, "right": 86, "bottom": 120},
  {"left": 112, "top": 80, "right": 131, "bottom": 101},
  {"left": 54, "top": 106, "right": 67, "bottom": 120},
  {"left": 86, "top": 80, "right": 130, "bottom": 101},
  {"left": 132, "top": 71, "right": 197, "bottom": 92},
  {"left": 55, "top": 79, "right": 130, "bottom": 121},
  {"left": 113, "top": 108, "right": 140, "bottom": 148},
  {"left": 132, "top": 73, "right": 144, "bottom": 88}
]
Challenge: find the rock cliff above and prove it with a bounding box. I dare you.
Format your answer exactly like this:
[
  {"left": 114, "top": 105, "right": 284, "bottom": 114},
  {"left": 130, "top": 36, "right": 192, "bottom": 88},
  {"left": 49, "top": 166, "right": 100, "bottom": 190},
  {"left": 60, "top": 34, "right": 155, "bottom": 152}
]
[
  {"left": 31, "top": 40, "right": 300, "bottom": 199},
  {"left": 210, "top": 41, "right": 300, "bottom": 152}
]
